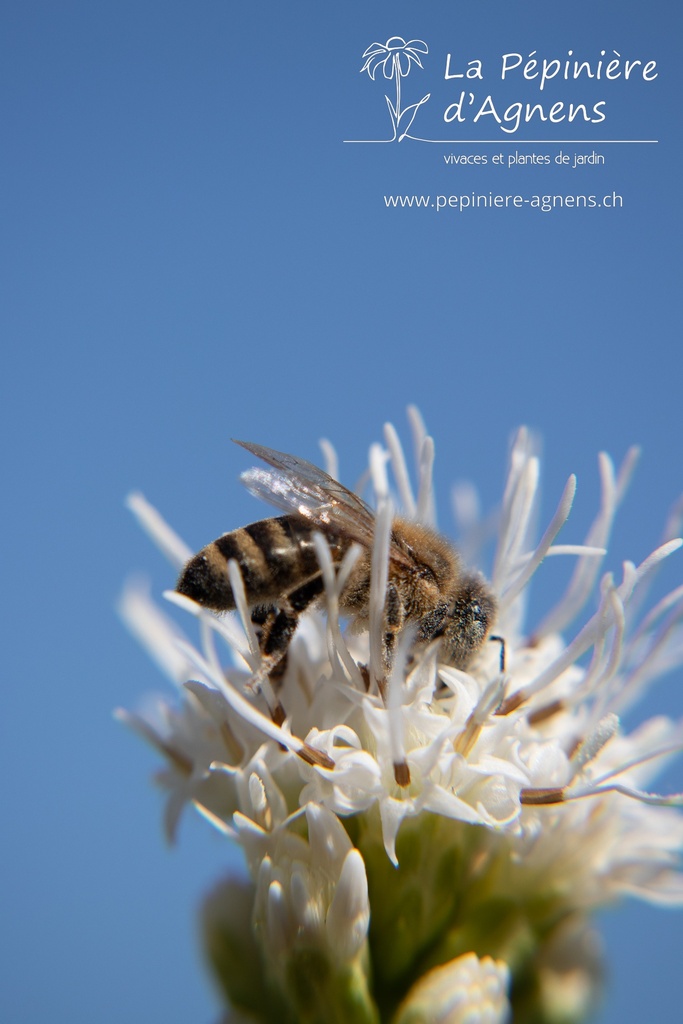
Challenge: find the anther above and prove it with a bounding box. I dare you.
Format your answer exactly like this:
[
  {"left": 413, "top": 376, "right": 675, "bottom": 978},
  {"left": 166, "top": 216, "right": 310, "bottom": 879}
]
[
  {"left": 527, "top": 699, "right": 566, "bottom": 725},
  {"left": 495, "top": 690, "right": 527, "bottom": 716},
  {"left": 271, "top": 702, "right": 286, "bottom": 728},
  {"left": 394, "top": 761, "right": 411, "bottom": 787},
  {"left": 297, "top": 744, "right": 336, "bottom": 770},
  {"left": 520, "top": 786, "right": 565, "bottom": 805}
]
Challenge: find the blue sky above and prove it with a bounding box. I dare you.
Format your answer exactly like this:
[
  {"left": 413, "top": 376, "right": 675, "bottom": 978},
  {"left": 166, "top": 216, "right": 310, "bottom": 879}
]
[{"left": 2, "top": 2, "right": 681, "bottom": 1021}]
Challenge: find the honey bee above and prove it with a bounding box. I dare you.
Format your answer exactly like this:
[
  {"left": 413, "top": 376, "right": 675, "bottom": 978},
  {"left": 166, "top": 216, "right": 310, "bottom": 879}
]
[{"left": 177, "top": 440, "right": 497, "bottom": 683}]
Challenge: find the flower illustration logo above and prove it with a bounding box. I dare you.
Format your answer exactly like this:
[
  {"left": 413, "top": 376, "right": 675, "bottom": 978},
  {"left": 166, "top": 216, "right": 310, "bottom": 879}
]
[{"left": 360, "top": 37, "right": 430, "bottom": 141}]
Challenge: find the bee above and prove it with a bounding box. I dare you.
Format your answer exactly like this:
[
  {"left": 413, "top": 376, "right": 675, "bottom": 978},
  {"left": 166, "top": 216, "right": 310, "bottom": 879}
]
[{"left": 177, "top": 440, "right": 497, "bottom": 685}]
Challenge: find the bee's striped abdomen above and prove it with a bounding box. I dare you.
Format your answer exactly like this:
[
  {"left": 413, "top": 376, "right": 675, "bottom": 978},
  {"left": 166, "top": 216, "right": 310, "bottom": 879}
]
[{"left": 176, "top": 514, "right": 348, "bottom": 612}]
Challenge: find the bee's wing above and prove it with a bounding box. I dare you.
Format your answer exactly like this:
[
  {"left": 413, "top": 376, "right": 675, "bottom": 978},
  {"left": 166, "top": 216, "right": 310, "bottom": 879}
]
[{"left": 234, "top": 439, "right": 412, "bottom": 566}]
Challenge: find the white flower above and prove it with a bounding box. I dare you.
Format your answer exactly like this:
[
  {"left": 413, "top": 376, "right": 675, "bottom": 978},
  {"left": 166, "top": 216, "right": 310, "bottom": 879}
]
[
  {"left": 237, "top": 803, "right": 370, "bottom": 969},
  {"left": 360, "top": 38, "right": 429, "bottom": 81},
  {"left": 120, "top": 411, "right": 683, "bottom": 1024},
  {"left": 394, "top": 952, "right": 510, "bottom": 1024}
]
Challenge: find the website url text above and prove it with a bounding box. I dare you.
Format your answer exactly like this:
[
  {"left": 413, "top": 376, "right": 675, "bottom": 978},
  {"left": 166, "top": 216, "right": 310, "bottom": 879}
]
[{"left": 383, "top": 192, "right": 623, "bottom": 212}]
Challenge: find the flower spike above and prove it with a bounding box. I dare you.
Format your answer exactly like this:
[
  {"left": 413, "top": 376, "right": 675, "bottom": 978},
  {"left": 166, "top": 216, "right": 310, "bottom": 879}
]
[{"left": 121, "top": 413, "right": 683, "bottom": 1023}]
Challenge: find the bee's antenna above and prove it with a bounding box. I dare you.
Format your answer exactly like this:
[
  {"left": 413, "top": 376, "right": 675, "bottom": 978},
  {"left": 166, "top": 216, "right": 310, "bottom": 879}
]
[{"left": 489, "top": 635, "right": 506, "bottom": 673}]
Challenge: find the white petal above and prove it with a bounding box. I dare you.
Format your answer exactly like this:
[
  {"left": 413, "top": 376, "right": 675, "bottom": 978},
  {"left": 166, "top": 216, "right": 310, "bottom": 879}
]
[
  {"left": 394, "top": 953, "right": 510, "bottom": 1024},
  {"left": 326, "top": 849, "right": 370, "bottom": 961}
]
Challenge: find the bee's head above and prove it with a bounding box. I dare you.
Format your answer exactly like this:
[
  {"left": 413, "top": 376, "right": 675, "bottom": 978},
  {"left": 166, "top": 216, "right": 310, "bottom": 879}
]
[{"left": 441, "top": 574, "right": 497, "bottom": 670}]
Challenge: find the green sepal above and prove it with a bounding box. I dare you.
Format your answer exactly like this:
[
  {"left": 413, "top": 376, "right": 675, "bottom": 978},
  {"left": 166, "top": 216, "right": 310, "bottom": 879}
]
[
  {"left": 201, "top": 877, "right": 291, "bottom": 1023},
  {"left": 284, "top": 947, "right": 380, "bottom": 1024},
  {"left": 359, "top": 813, "right": 468, "bottom": 986}
]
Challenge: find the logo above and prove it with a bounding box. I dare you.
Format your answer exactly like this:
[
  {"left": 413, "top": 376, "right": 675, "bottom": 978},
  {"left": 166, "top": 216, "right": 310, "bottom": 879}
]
[
  {"left": 348, "top": 37, "right": 659, "bottom": 143},
  {"left": 359, "top": 37, "right": 430, "bottom": 142}
]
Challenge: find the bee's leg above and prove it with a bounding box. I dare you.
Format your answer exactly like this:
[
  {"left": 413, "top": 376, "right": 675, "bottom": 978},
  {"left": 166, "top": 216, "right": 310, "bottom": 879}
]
[
  {"left": 380, "top": 582, "right": 407, "bottom": 679},
  {"left": 266, "top": 650, "right": 289, "bottom": 686},
  {"left": 250, "top": 576, "right": 324, "bottom": 721},
  {"left": 378, "top": 591, "right": 445, "bottom": 686},
  {"left": 248, "top": 605, "right": 288, "bottom": 724},
  {"left": 417, "top": 602, "right": 450, "bottom": 642}
]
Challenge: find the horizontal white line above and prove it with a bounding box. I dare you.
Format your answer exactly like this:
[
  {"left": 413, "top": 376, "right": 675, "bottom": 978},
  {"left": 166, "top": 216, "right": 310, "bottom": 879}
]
[{"left": 343, "top": 139, "right": 658, "bottom": 144}]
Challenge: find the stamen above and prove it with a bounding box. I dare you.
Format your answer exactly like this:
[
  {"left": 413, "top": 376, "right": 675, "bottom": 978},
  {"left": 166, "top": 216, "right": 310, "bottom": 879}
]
[
  {"left": 384, "top": 421, "right": 416, "bottom": 517},
  {"left": 620, "top": 540, "right": 683, "bottom": 600},
  {"left": 568, "top": 784, "right": 683, "bottom": 807},
  {"left": 115, "top": 708, "right": 194, "bottom": 775},
  {"left": 181, "top": 681, "right": 245, "bottom": 763},
  {"left": 500, "top": 474, "right": 576, "bottom": 610},
  {"left": 499, "top": 427, "right": 532, "bottom": 513},
  {"left": 318, "top": 437, "right": 339, "bottom": 481},
  {"left": 192, "top": 800, "right": 238, "bottom": 838},
  {"left": 227, "top": 560, "right": 261, "bottom": 665},
  {"left": 527, "top": 699, "right": 566, "bottom": 725},
  {"left": 271, "top": 703, "right": 286, "bottom": 727},
  {"left": 200, "top": 614, "right": 223, "bottom": 678},
  {"left": 407, "top": 403, "right": 428, "bottom": 469},
  {"left": 175, "top": 639, "right": 324, "bottom": 770},
  {"left": 163, "top": 589, "right": 252, "bottom": 664},
  {"left": 456, "top": 677, "right": 507, "bottom": 755},
  {"left": 522, "top": 730, "right": 683, "bottom": 809},
  {"left": 297, "top": 744, "right": 336, "bottom": 770},
  {"left": 386, "top": 626, "right": 415, "bottom": 784},
  {"left": 624, "top": 494, "right": 683, "bottom": 622},
  {"left": 368, "top": 445, "right": 393, "bottom": 692},
  {"left": 369, "top": 441, "right": 390, "bottom": 501},
  {"left": 520, "top": 787, "right": 565, "bottom": 805},
  {"left": 119, "top": 582, "right": 194, "bottom": 684},
  {"left": 126, "top": 492, "right": 193, "bottom": 570},
  {"left": 661, "top": 493, "right": 683, "bottom": 547},
  {"left": 219, "top": 721, "right": 245, "bottom": 763},
  {"left": 627, "top": 583, "right": 683, "bottom": 649},
  {"left": 615, "top": 445, "right": 641, "bottom": 502},
  {"left": 544, "top": 545, "right": 607, "bottom": 557},
  {"left": 590, "top": 734, "right": 683, "bottom": 789},
  {"left": 313, "top": 532, "right": 364, "bottom": 689},
  {"left": 581, "top": 590, "right": 626, "bottom": 714},
  {"left": 416, "top": 434, "right": 436, "bottom": 526},
  {"left": 495, "top": 690, "right": 527, "bottom": 716},
  {"left": 494, "top": 456, "right": 541, "bottom": 600},
  {"left": 569, "top": 713, "right": 619, "bottom": 775},
  {"left": 617, "top": 592, "right": 683, "bottom": 713},
  {"left": 532, "top": 451, "right": 622, "bottom": 638},
  {"left": 226, "top": 559, "right": 283, "bottom": 720},
  {"left": 502, "top": 576, "right": 623, "bottom": 711}
]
